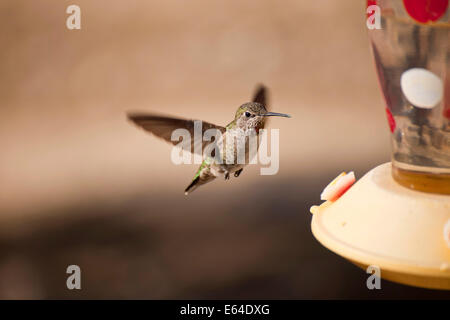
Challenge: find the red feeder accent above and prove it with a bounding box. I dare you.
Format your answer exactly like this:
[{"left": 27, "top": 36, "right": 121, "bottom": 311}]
[
  {"left": 366, "top": 0, "right": 378, "bottom": 18},
  {"left": 444, "top": 108, "right": 450, "bottom": 119},
  {"left": 444, "top": 75, "right": 450, "bottom": 119},
  {"left": 403, "top": 0, "right": 448, "bottom": 23},
  {"left": 385, "top": 107, "right": 396, "bottom": 133}
]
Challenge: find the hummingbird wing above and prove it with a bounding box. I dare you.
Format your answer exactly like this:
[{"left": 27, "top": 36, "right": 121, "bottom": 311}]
[
  {"left": 253, "top": 84, "right": 270, "bottom": 127},
  {"left": 127, "top": 113, "right": 225, "bottom": 156},
  {"left": 252, "top": 84, "right": 268, "bottom": 108}
]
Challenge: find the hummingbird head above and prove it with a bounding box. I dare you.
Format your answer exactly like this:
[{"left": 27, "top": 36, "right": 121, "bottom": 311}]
[{"left": 234, "top": 102, "right": 291, "bottom": 131}]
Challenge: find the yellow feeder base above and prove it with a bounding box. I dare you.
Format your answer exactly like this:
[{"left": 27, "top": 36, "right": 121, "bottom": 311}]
[{"left": 310, "top": 163, "right": 450, "bottom": 290}]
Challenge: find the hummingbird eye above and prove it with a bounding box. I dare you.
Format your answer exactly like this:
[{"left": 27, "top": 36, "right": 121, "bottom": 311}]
[{"left": 245, "top": 111, "right": 251, "bottom": 117}]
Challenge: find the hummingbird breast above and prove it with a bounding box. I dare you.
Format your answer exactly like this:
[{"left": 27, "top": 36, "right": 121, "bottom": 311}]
[{"left": 208, "top": 128, "right": 258, "bottom": 177}]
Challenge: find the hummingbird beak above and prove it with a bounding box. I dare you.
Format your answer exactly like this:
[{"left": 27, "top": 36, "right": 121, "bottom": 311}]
[{"left": 262, "top": 112, "right": 291, "bottom": 118}]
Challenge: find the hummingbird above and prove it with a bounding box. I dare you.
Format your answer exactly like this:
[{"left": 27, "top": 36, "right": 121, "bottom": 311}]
[{"left": 127, "top": 85, "right": 290, "bottom": 195}]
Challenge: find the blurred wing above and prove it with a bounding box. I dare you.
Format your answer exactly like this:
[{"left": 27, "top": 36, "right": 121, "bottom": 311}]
[
  {"left": 127, "top": 113, "right": 225, "bottom": 156},
  {"left": 252, "top": 84, "right": 268, "bottom": 109}
]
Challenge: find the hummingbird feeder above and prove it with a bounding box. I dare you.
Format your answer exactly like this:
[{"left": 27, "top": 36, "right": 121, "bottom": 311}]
[{"left": 310, "top": 0, "right": 450, "bottom": 290}]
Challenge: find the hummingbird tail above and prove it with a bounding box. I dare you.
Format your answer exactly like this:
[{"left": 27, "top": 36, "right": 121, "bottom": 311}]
[
  {"left": 184, "top": 176, "right": 200, "bottom": 195},
  {"left": 184, "top": 174, "right": 216, "bottom": 195}
]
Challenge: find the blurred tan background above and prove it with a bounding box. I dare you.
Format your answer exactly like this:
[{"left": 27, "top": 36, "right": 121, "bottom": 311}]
[{"left": 0, "top": 0, "right": 447, "bottom": 299}]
